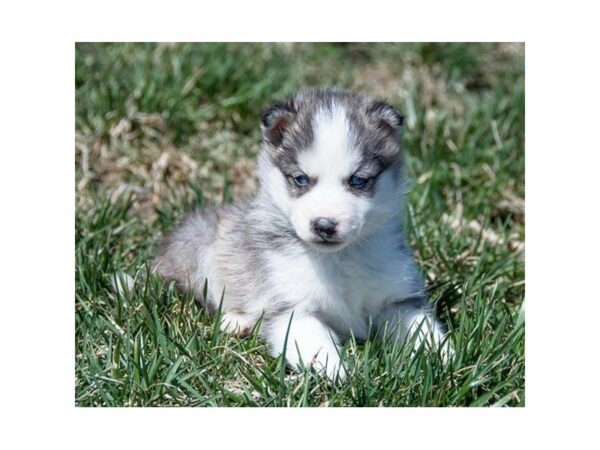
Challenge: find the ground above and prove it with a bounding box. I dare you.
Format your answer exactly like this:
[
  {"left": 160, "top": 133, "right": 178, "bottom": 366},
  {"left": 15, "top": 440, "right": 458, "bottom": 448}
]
[{"left": 75, "top": 42, "right": 525, "bottom": 407}]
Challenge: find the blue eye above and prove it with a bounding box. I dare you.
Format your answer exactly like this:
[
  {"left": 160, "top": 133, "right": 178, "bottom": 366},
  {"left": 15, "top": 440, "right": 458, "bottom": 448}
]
[
  {"left": 349, "top": 175, "right": 369, "bottom": 188},
  {"left": 293, "top": 175, "right": 310, "bottom": 187}
]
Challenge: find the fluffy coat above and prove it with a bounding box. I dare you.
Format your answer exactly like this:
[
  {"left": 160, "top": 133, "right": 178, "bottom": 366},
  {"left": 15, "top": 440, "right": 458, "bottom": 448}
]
[{"left": 153, "top": 88, "right": 449, "bottom": 379}]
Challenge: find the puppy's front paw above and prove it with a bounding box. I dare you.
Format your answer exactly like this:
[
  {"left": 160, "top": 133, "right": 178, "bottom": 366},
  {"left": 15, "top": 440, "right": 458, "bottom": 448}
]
[
  {"left": 266, "top": 313, "right": 346, "bottom": 382},
  {"left": 310, "top": 349, "right": 346, "bottom": 381}
]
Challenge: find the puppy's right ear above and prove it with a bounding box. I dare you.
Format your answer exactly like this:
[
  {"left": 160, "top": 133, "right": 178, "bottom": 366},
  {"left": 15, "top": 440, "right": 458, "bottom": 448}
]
[
  {"left": 367, "top": 101, "right": 404, "bottom": 138},
  {"left": 260, "top": 101, "right": 296, "bottom": 146}
]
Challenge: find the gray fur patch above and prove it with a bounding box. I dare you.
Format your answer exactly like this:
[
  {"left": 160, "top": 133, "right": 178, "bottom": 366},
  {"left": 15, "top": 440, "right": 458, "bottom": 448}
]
[
  {"left": 261, "top": 88, "right": 405, "bottom": 194},
  {"left": 152, "top": 207, "right": 220, "bottom": 308}
]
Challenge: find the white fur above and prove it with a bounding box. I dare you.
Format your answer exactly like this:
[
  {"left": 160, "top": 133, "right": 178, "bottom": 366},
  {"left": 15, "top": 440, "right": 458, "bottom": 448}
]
[
  {"left": 299, "top": 106, "right": 361, "bottom": 176},
  {"left": 294, "top": 107, "right": 364, "bottom": 248}
]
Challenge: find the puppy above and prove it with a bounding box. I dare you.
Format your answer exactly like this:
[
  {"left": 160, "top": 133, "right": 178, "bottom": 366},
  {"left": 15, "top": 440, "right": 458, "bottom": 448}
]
[{"left": 153, "top": 88, "right": 450, "bottom": 379}]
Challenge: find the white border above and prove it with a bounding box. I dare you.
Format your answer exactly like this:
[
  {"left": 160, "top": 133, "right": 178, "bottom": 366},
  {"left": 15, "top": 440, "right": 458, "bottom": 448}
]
[{"left": 2, "top": 0, "right": 599, "bottom": 448}]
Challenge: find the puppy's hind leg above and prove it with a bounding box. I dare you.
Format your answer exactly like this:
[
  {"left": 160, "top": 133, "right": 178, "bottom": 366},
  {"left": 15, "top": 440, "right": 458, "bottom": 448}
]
[
  {"left": 152, "top": 209, "right": 219, "bottom": 308},
  {"left": 220, "top": 310, "right": 258, "bottom": 337}
]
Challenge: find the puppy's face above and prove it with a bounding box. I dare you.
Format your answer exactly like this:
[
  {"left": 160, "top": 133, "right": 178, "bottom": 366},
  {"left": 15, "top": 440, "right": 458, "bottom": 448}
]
[{"left": 258, "top": 90, "right": 406, "bottom": 252}]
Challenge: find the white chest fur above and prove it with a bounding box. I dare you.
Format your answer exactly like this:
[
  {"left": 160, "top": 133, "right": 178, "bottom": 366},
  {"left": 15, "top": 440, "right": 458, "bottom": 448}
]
[{"left": 263, "top": 232, "right": 422, "bottom": 340}]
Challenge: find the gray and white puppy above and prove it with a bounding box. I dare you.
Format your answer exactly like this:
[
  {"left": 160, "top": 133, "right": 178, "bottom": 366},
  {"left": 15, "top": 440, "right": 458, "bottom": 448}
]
[{"left": 153, "top": 88, "right": 449, "bottom": 379}]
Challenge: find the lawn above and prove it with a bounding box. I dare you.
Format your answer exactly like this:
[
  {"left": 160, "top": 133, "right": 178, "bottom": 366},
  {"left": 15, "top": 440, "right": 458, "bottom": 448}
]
[{"left": 75, "top": 42, "right": 525, "bottom": 407}]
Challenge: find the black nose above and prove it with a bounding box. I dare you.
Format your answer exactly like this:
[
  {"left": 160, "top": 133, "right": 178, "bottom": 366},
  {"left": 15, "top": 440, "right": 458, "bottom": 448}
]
[{"left": 311, "top": 217, "right": 337, "bottom": 238}]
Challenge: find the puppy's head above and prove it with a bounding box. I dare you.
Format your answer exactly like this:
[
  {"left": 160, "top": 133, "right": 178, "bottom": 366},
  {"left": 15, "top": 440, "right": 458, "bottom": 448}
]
[{"left": 258, "top": 88, "right": 406, "bottom": 252}]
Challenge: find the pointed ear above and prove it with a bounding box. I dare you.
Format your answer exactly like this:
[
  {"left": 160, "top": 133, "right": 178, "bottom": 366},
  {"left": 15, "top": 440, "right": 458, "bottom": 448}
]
[
  {"left": 367, "top": 101, "right": 404, "bottom": 137},
  {"left": 260, "top": 101, "right": 296, "bottom": 146}
]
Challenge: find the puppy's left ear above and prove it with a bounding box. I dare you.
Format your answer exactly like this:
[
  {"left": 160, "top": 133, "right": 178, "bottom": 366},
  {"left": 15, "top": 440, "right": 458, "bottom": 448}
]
[
  {"left": 260, "top": 101, "right": 296, "bottom": 146},
  {"left": 367, "top": 101, "right": 404, "bottom": 138}
]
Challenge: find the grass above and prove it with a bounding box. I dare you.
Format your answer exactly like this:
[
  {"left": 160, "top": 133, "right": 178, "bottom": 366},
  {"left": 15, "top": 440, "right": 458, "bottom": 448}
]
[{"left": 75, "top": 42, "right": 525, "bottom": 407}]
